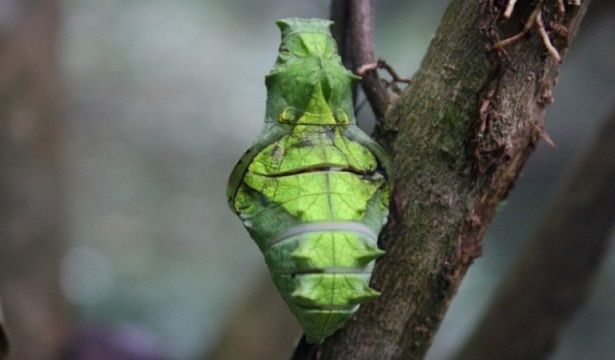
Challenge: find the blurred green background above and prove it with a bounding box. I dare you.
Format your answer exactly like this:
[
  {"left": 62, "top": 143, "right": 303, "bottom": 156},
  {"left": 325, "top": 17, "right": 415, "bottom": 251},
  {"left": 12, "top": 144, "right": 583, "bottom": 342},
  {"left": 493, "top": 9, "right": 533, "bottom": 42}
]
[{"left": 56, "top": 0, "right": 614, "bottom": 359}]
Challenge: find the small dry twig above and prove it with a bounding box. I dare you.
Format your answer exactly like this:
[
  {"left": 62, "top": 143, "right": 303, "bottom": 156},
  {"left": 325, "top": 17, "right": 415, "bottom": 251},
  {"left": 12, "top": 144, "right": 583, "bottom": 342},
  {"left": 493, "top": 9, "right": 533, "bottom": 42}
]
[
  {"left": 536, "top": 10, "right": 562, "bottom": 63},
  {"left": 492, "top": 5, "right": 541, "bottom": 50},
  {"left": 357, "top": 59, "right": 411, "bottom": 87},
  {"left": 557, "top": 0, "right": 566, "bottom": 14},
  {"left": 503, "top": 0, "right": 518, "bottom": 19},
  {"left": 492, "top": 1, "right": 571, "bottom": 63}
]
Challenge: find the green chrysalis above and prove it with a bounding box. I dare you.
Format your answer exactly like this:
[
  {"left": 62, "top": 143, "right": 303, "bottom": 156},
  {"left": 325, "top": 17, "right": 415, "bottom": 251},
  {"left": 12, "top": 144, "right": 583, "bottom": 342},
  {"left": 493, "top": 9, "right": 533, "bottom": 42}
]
[{"left": 227, "top": 18, "right": 392, "bottom": 343}]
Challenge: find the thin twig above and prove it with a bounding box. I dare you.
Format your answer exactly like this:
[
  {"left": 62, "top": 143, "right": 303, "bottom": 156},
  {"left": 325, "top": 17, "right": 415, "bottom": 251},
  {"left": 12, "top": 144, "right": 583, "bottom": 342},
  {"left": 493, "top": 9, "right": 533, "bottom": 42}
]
[
  {"left": 357, "top": 59, "right": 412, "bottom": 87},
  {"left": 330, "top": 0, "right": 357, "bottom": 101},
  {"left": 503, "top": 0, "right": 518, "bottom": 19},
  {"left": 492, "top": 4, "right": 541, "bottom": 49},
  {"left": 492, "top": 2, "right": 563, "bottom": 63},
  {"left": 331, "top": 1, "right": 405, "bottom": 123},
  {"left": 349, "top": 0, "right": 389, "bottom": 122},
  {"left": 557, "top": 0, "right": 566, "bottom": 14},
  {"left": 536, "top": 11, "right": 563, "bottom": 63}
]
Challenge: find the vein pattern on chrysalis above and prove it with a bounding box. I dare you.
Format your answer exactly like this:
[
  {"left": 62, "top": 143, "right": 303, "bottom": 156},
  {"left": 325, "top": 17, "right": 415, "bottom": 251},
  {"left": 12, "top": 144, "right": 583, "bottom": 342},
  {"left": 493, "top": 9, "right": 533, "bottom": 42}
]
[{"left": 227, "top": 18, "right": 392, "bottom": 343}]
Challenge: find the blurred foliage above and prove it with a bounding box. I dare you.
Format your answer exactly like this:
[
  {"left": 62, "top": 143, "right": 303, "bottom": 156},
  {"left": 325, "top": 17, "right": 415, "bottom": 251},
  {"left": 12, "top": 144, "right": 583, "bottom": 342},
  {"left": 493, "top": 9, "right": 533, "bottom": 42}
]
[{"left": 58, "top": 0, "right": 613, "bottom": 359}]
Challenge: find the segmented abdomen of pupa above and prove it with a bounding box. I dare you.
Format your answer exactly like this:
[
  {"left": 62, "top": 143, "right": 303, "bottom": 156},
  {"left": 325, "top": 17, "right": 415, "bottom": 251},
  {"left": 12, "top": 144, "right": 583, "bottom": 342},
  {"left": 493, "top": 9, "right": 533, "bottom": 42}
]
[
  {"left": 265, "top": 222, "right": 384, "bottom": 343},
  {"left": 235, "top": 128, "right": 389, "bottom": 343}
]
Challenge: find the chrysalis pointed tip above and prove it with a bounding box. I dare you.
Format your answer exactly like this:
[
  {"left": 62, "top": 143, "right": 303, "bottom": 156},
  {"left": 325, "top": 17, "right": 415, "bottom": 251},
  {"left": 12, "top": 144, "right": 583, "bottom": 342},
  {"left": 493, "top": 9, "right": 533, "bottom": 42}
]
[{"left": 276, "top": 18, "right": 334, "bottom": 38}]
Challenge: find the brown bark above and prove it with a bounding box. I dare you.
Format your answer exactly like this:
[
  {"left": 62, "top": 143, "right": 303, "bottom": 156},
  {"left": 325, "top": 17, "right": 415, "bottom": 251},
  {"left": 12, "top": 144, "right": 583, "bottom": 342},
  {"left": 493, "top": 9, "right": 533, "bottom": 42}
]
[
  {"left": 331, "top": 0, "right": 388, "bottom": 115},
  {"left": 211, "top": 1, "right": 595, "bottom": 359},
  {"left": 303, "top": 1, "right": 591, "bottom": 359},
  {"left": 453, "top": 104, "right": 615, "bottom": 360},
  {"left": 0, "top": 1, "right": 72, "bottom": 359}
]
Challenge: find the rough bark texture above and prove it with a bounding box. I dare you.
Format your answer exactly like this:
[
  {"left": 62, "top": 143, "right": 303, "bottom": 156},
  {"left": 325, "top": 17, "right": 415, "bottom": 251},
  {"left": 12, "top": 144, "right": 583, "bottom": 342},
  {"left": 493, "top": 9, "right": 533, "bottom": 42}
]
[
  {"left": 454, "top": 104, "right": 615, "bottom": 360},
  {"left": 0, "top": 1, "right": 72, "bottom": 359},
  {"left": 311, "top": 1, "right": 590, "bottom": 359}
]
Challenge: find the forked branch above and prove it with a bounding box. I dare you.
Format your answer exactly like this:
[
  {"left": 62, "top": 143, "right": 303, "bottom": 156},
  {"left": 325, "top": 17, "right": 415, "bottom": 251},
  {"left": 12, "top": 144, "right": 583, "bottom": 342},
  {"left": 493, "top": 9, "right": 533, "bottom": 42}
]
[{"left": 307, "top": 1, "right": 591, "bottom": 359}]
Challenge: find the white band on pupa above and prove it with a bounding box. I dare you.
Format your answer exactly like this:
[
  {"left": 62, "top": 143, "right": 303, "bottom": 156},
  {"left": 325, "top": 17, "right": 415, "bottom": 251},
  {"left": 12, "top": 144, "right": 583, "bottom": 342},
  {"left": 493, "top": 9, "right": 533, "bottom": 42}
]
[{"left": 270, "top": 221, "right": 379, "bottom": 250}]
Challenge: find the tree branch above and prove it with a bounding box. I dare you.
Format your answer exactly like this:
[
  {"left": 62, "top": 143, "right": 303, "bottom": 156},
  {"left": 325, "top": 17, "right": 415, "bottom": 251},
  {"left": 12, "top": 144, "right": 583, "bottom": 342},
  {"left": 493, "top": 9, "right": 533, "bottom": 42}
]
[
  {"left": 330, "top": 0, "right": 389, "bottom": 122},
  {"left": 0, "top": 1, "right": 72, "bottom": 359},
  {"left": 311, "top": 1, "right": 590, "bottom": 359},
  {"left": 453, "top": 104, "right": 615, "bottom": 360},
  {"left": 330, "top": 1, "right": 354, "bottom": 78}
]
